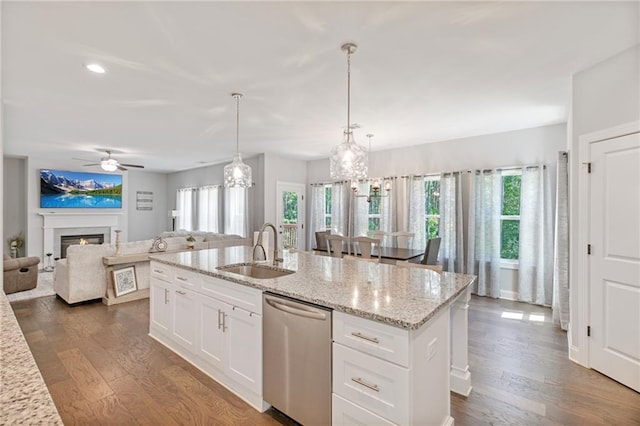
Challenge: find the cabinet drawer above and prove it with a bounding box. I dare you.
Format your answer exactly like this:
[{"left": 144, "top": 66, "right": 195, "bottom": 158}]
[
  {"left": 333, "top": 343, "right": 409, "bottom": 425},
  {"left": 332, "top": 393, "right": 396, "bottom": 426},
  {"left": 333, "top": 311, "right": 409, "bottom": 367},
  {"left": 200, "top": 275, "right": 262, "bottom": 314},
  {"left": 150, "top": 262, "right": 174, "bottom": 283},
  {"left": 173, "top": 268, "right": 201, "bottom": 289}
]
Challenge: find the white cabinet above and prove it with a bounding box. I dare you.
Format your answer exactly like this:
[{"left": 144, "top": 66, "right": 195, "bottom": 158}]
[
  {"left": 148, "top": 261, "right": 265, "bottom": 412},
  {"left": 226, "top": 306, "right": 262, "bottom": 394},
  {"left": 198, "top": 294, "right": 227, "bottom": 371},
  {"left": 332, "top": 309, "right": 452, "bottom": 426},
  {"left": 172, "top": 286, "right": 198, "bottom": 351},
  {"left": 150, "top": 278, "right": 172, "bottom": 335}
]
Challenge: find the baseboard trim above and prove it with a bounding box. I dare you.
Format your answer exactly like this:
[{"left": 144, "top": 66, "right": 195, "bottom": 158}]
[
  {"left": 442, "top": 415, "right": 455, "bottom": 426},
  {"left": 450, "top": 366, "right": 472, "bottom": 397}
]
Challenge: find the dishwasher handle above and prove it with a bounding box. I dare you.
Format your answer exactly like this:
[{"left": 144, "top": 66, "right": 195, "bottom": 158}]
[{"left": 265, "top": 296, "right": 328, "bottom": 320}]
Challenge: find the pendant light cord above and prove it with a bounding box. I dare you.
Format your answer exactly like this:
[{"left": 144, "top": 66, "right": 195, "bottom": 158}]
[
  {"left": 235, "top": 95, "right": 240, "bottom": 155},
  {"left": 346, "top": 50, "right": 351, "bottom": 135}
]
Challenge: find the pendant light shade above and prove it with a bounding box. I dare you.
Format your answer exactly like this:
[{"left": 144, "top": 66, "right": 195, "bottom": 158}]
[
  {"left": 329, "top": 42, "right": 368, "bottom": 181},
  {"left": 224, "top": 92, "right": 252, "bottom": 188}
]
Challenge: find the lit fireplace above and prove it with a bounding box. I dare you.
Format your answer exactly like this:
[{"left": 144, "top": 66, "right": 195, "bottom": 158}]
[{"left": 60, "top": 234, "right": 105, "bottom": 258}]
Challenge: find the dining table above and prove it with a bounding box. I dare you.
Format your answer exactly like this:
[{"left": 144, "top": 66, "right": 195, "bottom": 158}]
[{"left": 314, "top": 244, "right": 424, "bottom": 264}]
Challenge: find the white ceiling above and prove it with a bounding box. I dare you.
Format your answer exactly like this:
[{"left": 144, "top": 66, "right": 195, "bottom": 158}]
[{"left": 3, "top": 1, "right": 638, "bottom": 172}]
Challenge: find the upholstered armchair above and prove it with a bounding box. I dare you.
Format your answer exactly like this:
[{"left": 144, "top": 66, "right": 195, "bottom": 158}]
[{"left": 3, "top": 254, "right": 40, "bottom": 294}]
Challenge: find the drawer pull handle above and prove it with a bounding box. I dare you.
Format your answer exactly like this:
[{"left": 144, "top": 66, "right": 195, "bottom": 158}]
[
  {"left": 153, "top": 269, "right": 164, "bottom": 273},
  {"left": 176, "top": 290, "right": 186, "bottom": 295},
  {"left": 351, "top": 332, "right": 379, "bottom": 344},
  {"left": 351, "top": 377, "right": 380, "bottom": 392},
  {"left": 176, "top": 276, "right": 188, "bottom": 282}
]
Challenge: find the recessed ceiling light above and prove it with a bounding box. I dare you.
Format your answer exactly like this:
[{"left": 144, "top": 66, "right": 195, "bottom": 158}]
[{"left": 85, "top": 63, "right": 106, "bottom": 74}]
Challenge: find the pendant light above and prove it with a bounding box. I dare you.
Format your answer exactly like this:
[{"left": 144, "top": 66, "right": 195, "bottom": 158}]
[
  {"left": 224, "top": 92, "right": 252, "bottom": 188},
  {"left": 329, "top": 42, "right": 368, "bottom": 180}
]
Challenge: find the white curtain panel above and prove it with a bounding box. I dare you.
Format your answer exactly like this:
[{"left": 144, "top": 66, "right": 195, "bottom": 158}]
[
  {"left": 224, "top": 187, "right": 249, "bottom": 237},
  {"left": 331, "top": 181, "right": 350, "bottom": 236},
  {"left": 552, "top": 152, "right": 570, "bottom": 329},
  {"left": 176, "top": 188, "right": 197, "bottom": 231},
  {"left": 517, "top": 166, "right": 554, "bottom": 305},
  {"left": 309, "top": 184, "right": 326, "bottom": 249},
  {"left": 467, "top": 170, "right": 502, "bottom": 298},
  {"left": 197, "top": 186, "right": 220, "bottom": 233},
  {"left": 353, "top": 181, "right": 370, "bottom": 237},
  {"left": 381, "top": 177, "right": 399, "bottom": 246},
  {"left": 408, "top": 176, "right": 427, "bottom": 251},
  {"left": 439, "top": 172, "right": 464, "bottom": 272}
]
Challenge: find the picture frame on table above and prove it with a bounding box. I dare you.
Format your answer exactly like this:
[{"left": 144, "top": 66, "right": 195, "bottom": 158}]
[{"left": 113, "top": 266, "right": 138, "bottom": 297}]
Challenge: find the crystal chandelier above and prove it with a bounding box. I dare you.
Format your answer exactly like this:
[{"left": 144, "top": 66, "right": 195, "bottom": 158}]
[
  {"left": 329, "top": 42, "right": 368, "bottom": 180},
  {"left": 224, "top": 92, "right": 252, "bottom": 188},
  {"left": 351, "top": 134, "right": 391, "bottom": 203}
]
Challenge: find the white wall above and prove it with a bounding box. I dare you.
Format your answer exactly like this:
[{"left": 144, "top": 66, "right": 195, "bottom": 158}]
[
  {"left": 307, "top": 123, "right": 567, "bottom": 298},
  {"left": 3, "top": 157, "right": 26, "bottom": 255},
  {"left": 308, "top": 124, "right": 566, "bottom": 182},
  {"left": 127, "top": 170, "right": 169, "bottom": 241},
  {"left": 569, "top": 44, "right": 640, "bottom": 364}
]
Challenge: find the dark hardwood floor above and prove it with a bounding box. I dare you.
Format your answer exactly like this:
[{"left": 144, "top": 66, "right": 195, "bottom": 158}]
[{"left": 11, "top": 294, "right": 640, "bottom": 425}]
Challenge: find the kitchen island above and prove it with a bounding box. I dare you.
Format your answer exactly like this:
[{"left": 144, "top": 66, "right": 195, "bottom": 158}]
[{"left": 149, "top": 246, "right": 476, "bottom": 425}]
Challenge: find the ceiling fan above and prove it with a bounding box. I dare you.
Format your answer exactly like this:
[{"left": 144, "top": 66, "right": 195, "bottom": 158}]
[{"left": 74, "top": 150, "right": 145, "bottom": 172}]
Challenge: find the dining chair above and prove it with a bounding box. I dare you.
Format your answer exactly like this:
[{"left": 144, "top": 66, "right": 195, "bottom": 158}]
[
  {"left": 421, "top": 237, "right": 441, "bottom": 265},
  {"left": 395, "top": 260, "right": 443, "bottom": 273},
  {"left": 352, "top": 236, "right": 381, "bottom": 261},
  {"left": 390, "top": 231, "right": 415, "bottom": 249},
  {"left": 325, "top": 235, "right": 350, "bottom": 258},
  {"left": 371, "top": 231, "right": 390, "bottom": 247},
  {"left": 343, "top": 255, "right": 380, "bottom": 263},
  {"left": 315, "top": 230, "right": 330, "bottom": 250}
]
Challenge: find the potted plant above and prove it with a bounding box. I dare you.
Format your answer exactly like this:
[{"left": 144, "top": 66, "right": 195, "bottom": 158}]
[{"left": 186, "top": 234, "right": 196, "bottom": 249}]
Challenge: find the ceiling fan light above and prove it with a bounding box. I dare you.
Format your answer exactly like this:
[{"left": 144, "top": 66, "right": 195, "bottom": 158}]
[{"left": 101, "top": 158, "right": 118, "bottom": 172}]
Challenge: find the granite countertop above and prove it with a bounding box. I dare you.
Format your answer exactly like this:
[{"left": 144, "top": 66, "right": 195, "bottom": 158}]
[
  {"left": 150, "top": 246, "right": 476, "bottom": 330},
  {"left": 0, "top": 291, "right": 63, "bottom": 425}
]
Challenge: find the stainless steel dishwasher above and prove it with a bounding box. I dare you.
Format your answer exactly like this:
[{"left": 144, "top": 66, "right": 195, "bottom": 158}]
[{"left": 263, "top": 293, "right": 332, "bottom": 425}]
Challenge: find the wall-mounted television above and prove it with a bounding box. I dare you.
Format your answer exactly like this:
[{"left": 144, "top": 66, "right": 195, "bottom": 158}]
[{"left": 40, "top": 169, "right": 122, "bottom": 208}]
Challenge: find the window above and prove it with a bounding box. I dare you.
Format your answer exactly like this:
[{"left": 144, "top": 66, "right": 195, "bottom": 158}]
[
  {"left": 197, "top": 186, "right": 219, "bottom": 232},
  {"left": 425, "top": 177, "right": 440, "bottom": 239},
  {"left": 501, "top": 172, "right": 522, "bottom": 260},
  {"left": 368, "top": 185, "right": 382, "bottom": 231},
  {"left": 324, "top": 185, "right": 332, "bottom": 228},
  {"left": 176, "top": 188, "right": 196, "bottom": 231}
]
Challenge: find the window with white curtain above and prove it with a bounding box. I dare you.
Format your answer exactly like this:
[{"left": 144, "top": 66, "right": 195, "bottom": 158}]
[
  {"left": 368, "top": 184, "right": 382, "bottom": 232},
  {"left": 324, "top": 185, "right": 332, "bottom": 228},
  {"left": 424, "top": 176, "right": 441, "bottom": 239},
  {"left": 176, "top": 188, "right": 197, "bottom": 231},
  {"left": 224, "top": 187, "right": 248, "bottom": 237},
  {"left": 197, "top": 185, "right": 220, "bottom": 232},
  {"left": 500, "top": 171, "right": 522, "bottom": 260}
]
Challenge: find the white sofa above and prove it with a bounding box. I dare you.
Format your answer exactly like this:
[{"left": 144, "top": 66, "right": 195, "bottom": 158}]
[{"left": 54, "top": 233, "right": 251, "bottom": 304}]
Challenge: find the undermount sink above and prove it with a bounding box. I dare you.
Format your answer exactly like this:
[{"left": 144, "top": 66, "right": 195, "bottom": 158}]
[{"left": 216, "top": 263, "right": 295, "bottom": 279}]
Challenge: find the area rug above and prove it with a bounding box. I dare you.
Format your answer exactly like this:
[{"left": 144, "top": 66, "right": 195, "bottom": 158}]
[{"left": 6, "top": 272, "right": 55, "bottom": 302}]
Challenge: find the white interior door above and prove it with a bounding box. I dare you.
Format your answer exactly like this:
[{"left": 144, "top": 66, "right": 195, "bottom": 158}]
[
  {"left": 276, "top": 182, "right": 305, "bottom": 251},
  {"left": 589, "top": 132, "right": 640, "bottom": 392}
]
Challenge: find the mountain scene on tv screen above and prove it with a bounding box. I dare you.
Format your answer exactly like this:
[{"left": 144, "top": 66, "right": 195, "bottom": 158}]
[{"left": 40, "top": 169, "right": 122, "bottom": 208}]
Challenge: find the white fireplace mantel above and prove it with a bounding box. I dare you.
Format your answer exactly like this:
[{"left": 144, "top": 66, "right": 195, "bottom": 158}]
[{"left": 38, "top": 212, "right": 123, "bottom": 259}]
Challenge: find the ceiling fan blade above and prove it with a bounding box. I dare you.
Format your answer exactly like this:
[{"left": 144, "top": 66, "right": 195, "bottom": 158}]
[
  {"left": 83, "top": 163, "right": 100, "bottom": 166},
  {"left": 116, "top": 165, "right": 128, "bottom": 171},
  {"left": 119, "top": 163, "right": 144, "bottom": 168},
  {"left": 73, "top": 157, "right": 98, "bottom": 162}
]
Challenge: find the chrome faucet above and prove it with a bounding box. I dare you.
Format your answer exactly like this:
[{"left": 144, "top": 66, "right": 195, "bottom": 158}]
[{"left": 253, "top": 222, "right": 283, "bottom": 265}]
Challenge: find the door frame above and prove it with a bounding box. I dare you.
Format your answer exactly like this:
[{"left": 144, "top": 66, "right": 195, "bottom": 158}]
[
  {"left": 576, "top": 120, "right": 640, "bottom": 367},
  {"left": 275, "top": 181, "right": 306, "bottom": 251}
]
